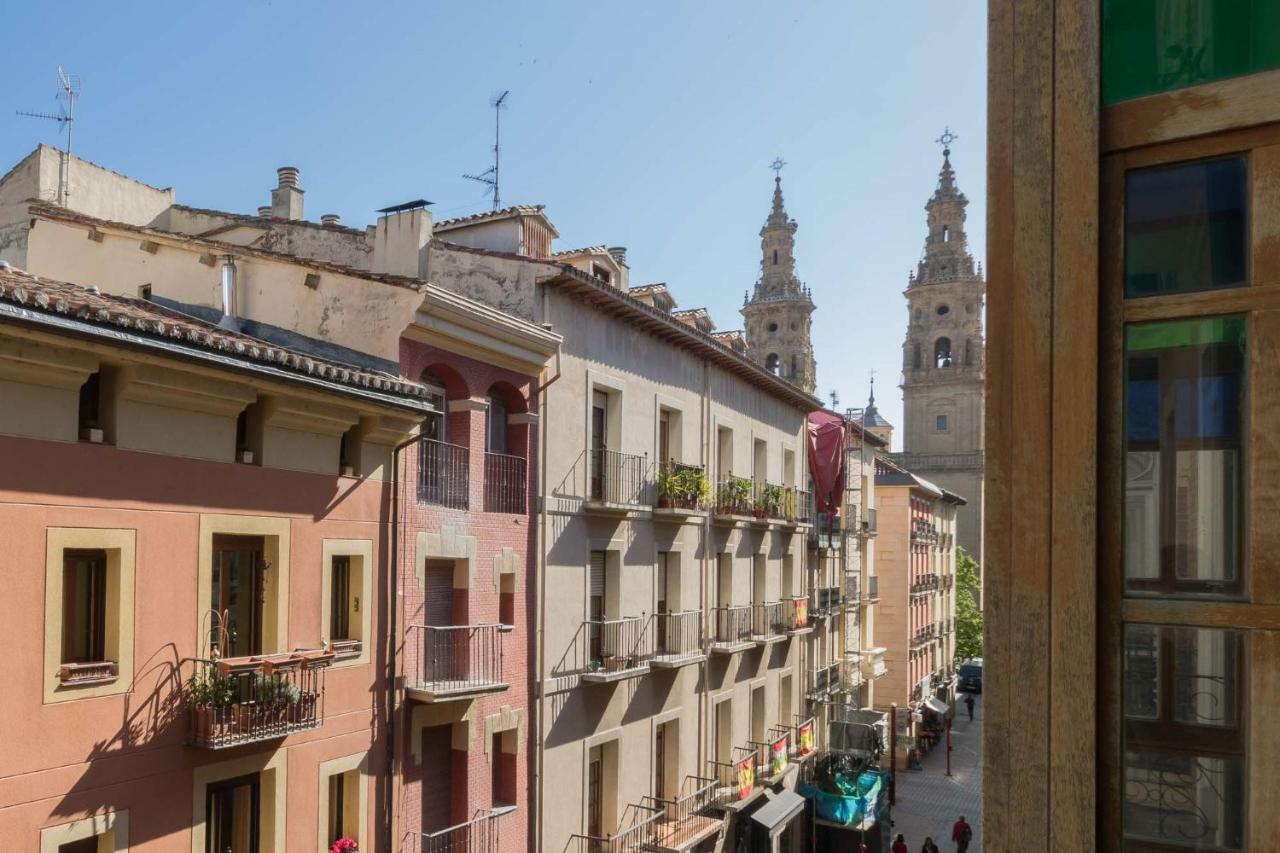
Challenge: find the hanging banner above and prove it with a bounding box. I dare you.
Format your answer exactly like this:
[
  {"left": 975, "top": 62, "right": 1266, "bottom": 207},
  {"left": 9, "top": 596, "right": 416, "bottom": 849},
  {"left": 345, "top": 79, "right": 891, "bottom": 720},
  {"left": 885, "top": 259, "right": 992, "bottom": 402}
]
[
  {"left": 770, "top": 734, "right": 789, "bottom": 776},
  {"left": 794, "top": 598, "right": 809, "bottom": 628},
  {"left": 797, "top": 720, "right": 815, "bottom": 756},
  {"left": 735, "top": 754, "right": 756, "bottom": 799}
]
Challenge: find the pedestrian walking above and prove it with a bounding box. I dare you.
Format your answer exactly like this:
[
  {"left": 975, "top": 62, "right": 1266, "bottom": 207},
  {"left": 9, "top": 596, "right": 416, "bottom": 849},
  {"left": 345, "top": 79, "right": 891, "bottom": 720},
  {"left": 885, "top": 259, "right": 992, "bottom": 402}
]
[
  {"left": 892, "top": 834, "right": 909, "bottom": 853},
  {"left": 921, "top": 837, "right": 941, "bottom": 853},
  {"left": 963, "top": 693, "right": 976, "bottom": 721},
  {"left": 952, "top": 816, "right": 973, "bottom": 853}
]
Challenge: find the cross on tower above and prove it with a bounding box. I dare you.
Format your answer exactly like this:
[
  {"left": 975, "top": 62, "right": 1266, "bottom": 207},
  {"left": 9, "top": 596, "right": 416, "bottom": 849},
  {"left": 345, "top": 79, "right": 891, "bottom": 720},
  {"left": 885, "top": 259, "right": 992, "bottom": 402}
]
[
  {"left": 770, "top": 157, "right": 786, "bottom": 178},
  {"left": 935, "top": 127, "right": 958, "bottom": 156}
]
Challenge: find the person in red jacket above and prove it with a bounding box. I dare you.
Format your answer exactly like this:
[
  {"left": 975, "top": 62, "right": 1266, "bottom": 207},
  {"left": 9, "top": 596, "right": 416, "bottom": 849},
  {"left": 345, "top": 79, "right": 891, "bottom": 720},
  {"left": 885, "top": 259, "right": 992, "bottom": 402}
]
[
  {"left": 952, "top": 816, "right": 974, "bottom": 852},
  {"left": 892, "top": 834, "right": 909, "bottom": 853}
]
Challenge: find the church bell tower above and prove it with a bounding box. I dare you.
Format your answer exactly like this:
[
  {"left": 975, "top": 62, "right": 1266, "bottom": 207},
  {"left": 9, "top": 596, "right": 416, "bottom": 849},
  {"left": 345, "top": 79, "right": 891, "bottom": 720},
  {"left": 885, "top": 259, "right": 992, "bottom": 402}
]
[{"left": 743, "top": 159, "right": 817, "bottom": 394}]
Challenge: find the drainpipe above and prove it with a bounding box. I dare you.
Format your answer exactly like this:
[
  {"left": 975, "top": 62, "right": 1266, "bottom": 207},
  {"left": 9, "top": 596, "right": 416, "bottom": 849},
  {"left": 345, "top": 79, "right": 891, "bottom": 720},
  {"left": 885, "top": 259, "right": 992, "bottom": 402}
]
[
  {"left": 698, "top": 357, "right": 710, "bottom": 773},
  {"left": 534, "top": 284, "right": 552, "bottom": 853},
  {"left": 387, "top": 432, "right": 421, "bottom": 853}
]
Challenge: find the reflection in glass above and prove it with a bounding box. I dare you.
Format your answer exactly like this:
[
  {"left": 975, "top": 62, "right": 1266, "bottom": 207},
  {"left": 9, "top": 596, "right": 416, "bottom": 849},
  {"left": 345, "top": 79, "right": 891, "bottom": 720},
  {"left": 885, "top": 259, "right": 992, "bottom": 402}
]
[
  {"left": 1123, "top": 625, "right": 1245, "bottom": 851},
  {"left": 1102, "top": 0, "right": 1280, "bottom": 103},
  {"left": 1123, "top": 751, "right": 1244, "bottom": 851},
  {"left": 1125, "top": 157, "right": 1247, "bottom": 298},
  {"left": 1124, "top": 318, "right": 1244, "bottom": 596}
]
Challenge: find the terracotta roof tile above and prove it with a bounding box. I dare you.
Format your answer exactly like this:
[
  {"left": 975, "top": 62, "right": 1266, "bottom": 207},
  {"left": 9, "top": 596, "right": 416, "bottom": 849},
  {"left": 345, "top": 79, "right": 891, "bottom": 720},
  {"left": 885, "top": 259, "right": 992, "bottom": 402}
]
[
  {"left": 0, "top": 263, "right": 428, "bottom": 403},
  {"left": 431, "top": 205, "right": 554, "bottom": 234}
]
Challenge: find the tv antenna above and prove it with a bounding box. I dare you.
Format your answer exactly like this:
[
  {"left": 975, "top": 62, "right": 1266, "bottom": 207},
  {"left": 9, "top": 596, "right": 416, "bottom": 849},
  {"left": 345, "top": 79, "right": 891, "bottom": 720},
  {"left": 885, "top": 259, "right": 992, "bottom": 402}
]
[
  {"left": 829, "top": 389, "right": 840, "bottom": 410},
  {"left": 17, "top": 66, "right": 81, "bottom": 206},
  {"left": 463, "top": 90, "right": 510, "bottom": 211}
]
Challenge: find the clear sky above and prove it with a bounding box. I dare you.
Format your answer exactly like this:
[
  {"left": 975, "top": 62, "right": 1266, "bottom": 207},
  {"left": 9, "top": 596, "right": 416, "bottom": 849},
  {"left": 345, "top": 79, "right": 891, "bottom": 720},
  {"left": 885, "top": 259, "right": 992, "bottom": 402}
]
[{"left": 0, "top": 1, "right": 986, "bottom": 447}]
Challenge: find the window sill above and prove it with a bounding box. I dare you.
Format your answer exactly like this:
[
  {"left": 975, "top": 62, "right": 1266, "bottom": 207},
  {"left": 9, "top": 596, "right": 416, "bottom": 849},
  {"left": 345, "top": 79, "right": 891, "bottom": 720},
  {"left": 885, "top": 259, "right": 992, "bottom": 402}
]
[
  {"left": 329, "top": 640, "right": 363, "bottom": 661},
  {"left": 58, "top": 661, "right": 120, "bottom": 686}
]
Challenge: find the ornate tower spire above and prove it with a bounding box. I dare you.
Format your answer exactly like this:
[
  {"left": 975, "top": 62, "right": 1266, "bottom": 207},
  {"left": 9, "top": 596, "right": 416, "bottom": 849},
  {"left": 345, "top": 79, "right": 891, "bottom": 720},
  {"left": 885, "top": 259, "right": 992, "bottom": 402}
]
[
  {"left": 912, "top": 128, "right": 977, "bottom": 287},
  {"left": 743, "top": 158, "right": 817, "bottom": 393}
]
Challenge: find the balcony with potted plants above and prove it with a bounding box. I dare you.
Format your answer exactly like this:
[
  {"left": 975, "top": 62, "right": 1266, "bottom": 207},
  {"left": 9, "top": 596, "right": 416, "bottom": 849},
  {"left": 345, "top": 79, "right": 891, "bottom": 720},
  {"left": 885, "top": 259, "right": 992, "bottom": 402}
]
[
  {"left": 653, "top": 462, "right": 710, "bottom": 522},
  {"left": 404, "top": 623, "right": 508, "bottom": 702},
  {"left": 185, "top": 649, "right": 333, "bottom": 749},
  {"left": 712, "top": 476, "right": 755, "bottom": 525}
]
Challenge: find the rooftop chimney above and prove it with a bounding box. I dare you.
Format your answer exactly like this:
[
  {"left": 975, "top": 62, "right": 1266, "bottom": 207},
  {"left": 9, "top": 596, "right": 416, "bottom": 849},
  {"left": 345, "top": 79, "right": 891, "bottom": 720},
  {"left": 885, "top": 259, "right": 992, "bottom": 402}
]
[
  {"left": 321, "top": 214, "right": 342, "bottom": 227},
  {"left": 217, "top": 257, "right": 240, "bottom": 331},
  {"left": 270, "top": 166, "right": 304, "bottom": 221},
  {"left": 608, "top": 246, "right": 628, "bottom": 267}
]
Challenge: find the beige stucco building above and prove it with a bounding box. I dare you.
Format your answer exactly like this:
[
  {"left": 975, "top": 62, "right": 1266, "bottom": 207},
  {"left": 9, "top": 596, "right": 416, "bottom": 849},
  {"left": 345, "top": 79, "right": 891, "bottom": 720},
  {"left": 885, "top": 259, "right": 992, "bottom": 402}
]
[{"left": 894, "top": 142, "right": 985, "bottom": 568}]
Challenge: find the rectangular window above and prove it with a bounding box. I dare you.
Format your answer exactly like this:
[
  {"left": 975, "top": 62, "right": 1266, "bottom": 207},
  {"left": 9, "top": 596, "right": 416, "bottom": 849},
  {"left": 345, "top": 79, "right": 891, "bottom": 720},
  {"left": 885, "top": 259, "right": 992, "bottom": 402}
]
[
  {"left": 58, "top": 838, "right": 98, "bottom": 853},
  {"left": 587, "top": 748, "right": 603, "bottom": 837},
  {"left": 1124, "top": 317, "right": 1244, "bottom": 595},
  {"left": 492, "top": 730, "right": 516, "bottom": 807},
  {"left": 1125, "top": 157, "right": 1248, "bottom": 297},
  {"left": 212, "top": 536, "right": 266, "bottom": 657},
  {"left": 206, "top": 773, "right": 261, "bottom": 853},
  {"left": 78, "top": 372, "right": 102, "bottom": 438},
  {"left": 62, "top": 550, "right": 107, "bottom": 664},
  {"left": 658, "top": 409, "right": 670, "bottom": 464},
  {"left": 486, "top": 394, "right": 508, "bottom": 454},
  {"left": 1122, "top": 625, "right": 1245, "bottom": 851},
  {"left": 936, "top": 414, "right": 948, "bottom": 432},
  {"left": 330, "top": 556, "right": 352, "bottom": 641},
  {"left": 1102, "top": 0, "right": 1280, "bottom": 104},
  {"left": 327, "top": 772, "right": 348, "bottom": 845}
]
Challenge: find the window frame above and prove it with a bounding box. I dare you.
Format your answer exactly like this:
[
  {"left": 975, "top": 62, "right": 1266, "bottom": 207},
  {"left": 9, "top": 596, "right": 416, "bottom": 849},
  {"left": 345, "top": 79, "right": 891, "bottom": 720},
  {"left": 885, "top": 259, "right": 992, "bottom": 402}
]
[
  {"left": 321, "top": 540, "right": 374, "bottom": 668},
  {"left": 44, "top": 528, "right": 135, "bottom": 702}
]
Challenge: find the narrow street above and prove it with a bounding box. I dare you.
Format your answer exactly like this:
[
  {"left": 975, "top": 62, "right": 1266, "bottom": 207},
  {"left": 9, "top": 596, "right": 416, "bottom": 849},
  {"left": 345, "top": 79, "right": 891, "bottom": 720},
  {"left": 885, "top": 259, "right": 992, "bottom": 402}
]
[{"left": 888, "top": 694, "right": 983, "bottom": 851}]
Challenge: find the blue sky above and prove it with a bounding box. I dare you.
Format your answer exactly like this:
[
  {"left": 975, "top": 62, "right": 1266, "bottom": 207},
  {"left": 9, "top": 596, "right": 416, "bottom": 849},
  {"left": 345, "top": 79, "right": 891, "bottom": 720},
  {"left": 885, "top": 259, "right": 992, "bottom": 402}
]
[{"left": 0, "top": 1, "right": 986, "bottom": 446}]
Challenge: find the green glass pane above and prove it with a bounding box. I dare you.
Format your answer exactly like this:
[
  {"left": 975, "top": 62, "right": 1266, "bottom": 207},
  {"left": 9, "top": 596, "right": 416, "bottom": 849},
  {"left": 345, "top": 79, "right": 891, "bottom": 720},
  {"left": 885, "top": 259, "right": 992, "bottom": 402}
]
[
  {"left": 1125, "top": 316, "right": 1245, "bottom": 353},
  {"left": 1125, "top": 157, "right": 1248, "bottom": 298},
  {"left": 1103, "top": 0, "right": 1280, "bottom": 104}
]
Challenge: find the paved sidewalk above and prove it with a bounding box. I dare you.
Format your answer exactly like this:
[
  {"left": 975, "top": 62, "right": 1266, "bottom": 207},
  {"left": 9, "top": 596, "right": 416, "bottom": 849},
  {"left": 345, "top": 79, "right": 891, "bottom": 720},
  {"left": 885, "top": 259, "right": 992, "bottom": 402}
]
[{"left": 887, "top": 694, "right": 983, "bottom": 852}]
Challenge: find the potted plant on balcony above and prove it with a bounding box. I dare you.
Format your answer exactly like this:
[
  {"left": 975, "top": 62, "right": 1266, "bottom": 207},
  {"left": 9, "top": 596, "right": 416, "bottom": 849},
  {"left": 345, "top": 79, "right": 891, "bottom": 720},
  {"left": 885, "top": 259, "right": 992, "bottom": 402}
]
[
  {"left": 719, "top": 476, "right": 752, "bottom": 515},
  {"left": 255, "top": 672, "right": 302, "bottom": 727},
  {"left": 656, "top": 467, "right": 677, "bottom": 508},
  {"left": 678, "top": 466, "right": 711, "bottom": 509},
  {"left": 761, "top": 485, "right": 785, "bottom": 519},
  {"left": 186, "top": 667, "right": 237, "bottom": 743}
]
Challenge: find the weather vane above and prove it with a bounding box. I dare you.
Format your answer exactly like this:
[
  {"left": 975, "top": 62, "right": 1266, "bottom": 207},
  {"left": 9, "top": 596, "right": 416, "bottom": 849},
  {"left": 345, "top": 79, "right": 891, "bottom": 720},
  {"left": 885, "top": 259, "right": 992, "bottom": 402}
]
[
  {"left": 936, "top": 127, "right": 958, "bottom": 154},
  {"left": 770, "top": 157, "right": 786, "bottom": 178}
]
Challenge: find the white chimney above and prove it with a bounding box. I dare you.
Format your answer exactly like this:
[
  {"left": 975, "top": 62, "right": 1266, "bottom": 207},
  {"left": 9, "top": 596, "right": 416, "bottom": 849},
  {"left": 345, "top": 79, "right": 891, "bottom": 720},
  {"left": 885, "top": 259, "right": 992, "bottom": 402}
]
[
  {"left": 270, "top": 166, "right": 304, "bottom": 221},
  {"left": 372, "top": 202, "right": 433, "bottom": 278}
]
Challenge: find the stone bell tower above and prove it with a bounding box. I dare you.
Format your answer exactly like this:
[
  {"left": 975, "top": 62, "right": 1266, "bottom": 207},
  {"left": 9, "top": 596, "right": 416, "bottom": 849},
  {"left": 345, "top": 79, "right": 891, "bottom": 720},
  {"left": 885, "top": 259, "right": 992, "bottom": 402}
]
[
  {"left": 742, "top": 160, "right": 817, "bottom": 394},
  {"left": 896, "top": 130, "right": 986, "bottom": 565}
]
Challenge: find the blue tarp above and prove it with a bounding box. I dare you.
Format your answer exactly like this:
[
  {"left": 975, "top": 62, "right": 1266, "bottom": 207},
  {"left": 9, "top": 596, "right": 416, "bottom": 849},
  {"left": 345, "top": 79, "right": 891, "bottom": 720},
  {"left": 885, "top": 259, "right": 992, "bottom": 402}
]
[{"left": 798, "top": 771, "right": 886, "bottom": 826}]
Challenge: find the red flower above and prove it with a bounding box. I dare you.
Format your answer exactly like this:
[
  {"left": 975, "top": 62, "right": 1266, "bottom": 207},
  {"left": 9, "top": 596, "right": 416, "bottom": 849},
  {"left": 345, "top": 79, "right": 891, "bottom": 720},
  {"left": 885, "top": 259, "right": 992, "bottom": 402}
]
[{"left": 331, "top": 838, "right": 359, "bottom": 853}]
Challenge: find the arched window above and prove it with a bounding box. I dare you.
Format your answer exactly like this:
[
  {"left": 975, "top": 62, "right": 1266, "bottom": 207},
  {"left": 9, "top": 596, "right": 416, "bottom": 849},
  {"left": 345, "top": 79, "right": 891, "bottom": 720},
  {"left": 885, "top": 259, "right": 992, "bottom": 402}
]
[
  {"left": 765, "top": 353, "right": 781, "bottom": 375},
  {"left": 942, "top": 225, "right": 950, "bottom": 243},
  {"left": 773, "top": 250, "right": 779, "bottom": 265},
  {"left": 934, "top": 337, "right": 953, "bottom": 368},
  {"left": 912, "top": 343, "right": 922, "bottom": 370}
]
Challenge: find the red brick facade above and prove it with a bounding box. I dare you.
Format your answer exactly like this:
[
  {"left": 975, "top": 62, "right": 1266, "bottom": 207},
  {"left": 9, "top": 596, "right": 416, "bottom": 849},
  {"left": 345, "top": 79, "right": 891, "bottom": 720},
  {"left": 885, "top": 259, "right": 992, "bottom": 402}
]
[{"left": 397, "top": 339, "right": 538, "bottom": 853}]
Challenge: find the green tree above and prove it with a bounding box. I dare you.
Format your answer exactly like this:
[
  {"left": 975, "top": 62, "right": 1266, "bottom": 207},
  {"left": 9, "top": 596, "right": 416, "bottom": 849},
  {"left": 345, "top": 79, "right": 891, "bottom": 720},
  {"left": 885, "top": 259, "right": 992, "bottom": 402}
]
[{"left": 954, "top": 547, "right": 983, "bottom": 662}]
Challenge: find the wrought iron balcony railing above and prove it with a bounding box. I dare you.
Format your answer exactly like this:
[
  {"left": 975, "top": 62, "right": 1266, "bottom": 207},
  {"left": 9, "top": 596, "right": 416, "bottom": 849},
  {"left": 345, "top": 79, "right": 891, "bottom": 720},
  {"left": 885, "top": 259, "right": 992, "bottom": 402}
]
[
  {"left": 751, "top": 600, "right": 786, "bottom": 641},
  {"left": 583, "top": 615, "right": 652, "bottom": 681},
  {"left": 710, "top": 604, "right": 753, "bottom": 651},
  {"left": 186, "top": 651, "right": 332, "bottom": 749},
  {"left": 402, "top": 808, "right": 509, "bottom": 853},
  {"left": 642, "top": 776, "right": 723, "bottom": 851},
  {"left": 568, "top": 804, "right": 664, "bottom": 853},
  {"left": 707, "top": 749, "right": 759, "bottom": 806},
  {"left": 650, "top": 610, "right": 704, "bottom": 667},
  {"left": 406, "top": 624, "right": 506, "bottom": 701},
  {"left": 418, "top": 437, "right": 470, "bottom": 509},
  {"left": 587, "top": 448, "right": 649, "bottom": 507},
  {"left": 483, "top": 451, "right": 527, "bottom": 514}
]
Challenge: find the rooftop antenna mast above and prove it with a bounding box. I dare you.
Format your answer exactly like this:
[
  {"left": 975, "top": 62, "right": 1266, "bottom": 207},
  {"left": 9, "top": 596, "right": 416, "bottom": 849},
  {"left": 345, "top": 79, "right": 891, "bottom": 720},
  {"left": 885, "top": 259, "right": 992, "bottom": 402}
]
[
  {"left": 463, "top": 90, "right": 510, "bottom": 211},
  {"left": 17, "top": 66, "right": 81, "bottom": 207}
]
